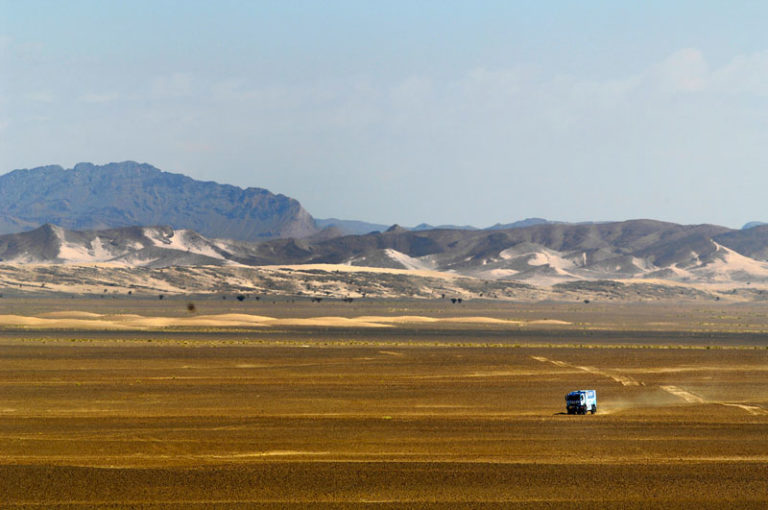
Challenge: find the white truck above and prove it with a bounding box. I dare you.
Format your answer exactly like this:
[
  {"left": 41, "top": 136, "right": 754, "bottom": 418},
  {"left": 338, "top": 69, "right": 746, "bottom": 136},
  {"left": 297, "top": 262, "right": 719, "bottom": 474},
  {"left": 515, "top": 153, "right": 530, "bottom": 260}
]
[{"left": 565, "top": 390, "right": 597, "bottom": 415}]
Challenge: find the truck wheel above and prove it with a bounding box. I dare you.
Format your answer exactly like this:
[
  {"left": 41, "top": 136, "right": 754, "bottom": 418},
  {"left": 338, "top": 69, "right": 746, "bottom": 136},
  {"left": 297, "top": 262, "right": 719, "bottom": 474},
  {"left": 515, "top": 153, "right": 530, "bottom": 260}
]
[{"left": 591, "top": 405, "right": 596, "bottom": 414}]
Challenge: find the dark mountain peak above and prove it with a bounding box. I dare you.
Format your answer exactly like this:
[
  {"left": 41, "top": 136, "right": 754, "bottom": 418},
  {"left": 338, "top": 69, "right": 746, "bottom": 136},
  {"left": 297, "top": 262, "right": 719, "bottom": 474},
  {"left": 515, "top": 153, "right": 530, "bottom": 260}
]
[
  {"left": 37, "top": 223, "right": 60, "bottom": 234},
  {"left": 72, "top": 161, "right": 190, "bottom": 183},
  {"left": 72, "top": 162, "right": 97, "bottom": 172},
  {"left": 0, "top": 162, "right": 318, "bottom": 240},
  {"left": 385, "top": 224, "right": 409, "bottom": 234}
]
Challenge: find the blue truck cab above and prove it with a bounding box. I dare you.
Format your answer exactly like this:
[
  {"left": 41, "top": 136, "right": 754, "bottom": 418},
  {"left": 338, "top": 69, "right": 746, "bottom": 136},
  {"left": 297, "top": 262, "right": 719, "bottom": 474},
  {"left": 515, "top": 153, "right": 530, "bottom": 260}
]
[{"left": 565, "top": 389, "right": 597, "bottom": 415}]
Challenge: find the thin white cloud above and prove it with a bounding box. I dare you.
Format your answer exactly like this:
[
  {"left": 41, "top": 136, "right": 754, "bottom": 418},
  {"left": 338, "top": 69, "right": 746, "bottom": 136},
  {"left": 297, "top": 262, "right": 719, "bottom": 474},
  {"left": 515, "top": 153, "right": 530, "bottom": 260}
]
[
  {"left": 654, "top": 48, "right": 709, "bottom": 92},
  {"left": 629, "top": 48, "right": 768, "bottom": 97},
  {"left": 711, "top": 50, "right": 768, "bottom": 96}
]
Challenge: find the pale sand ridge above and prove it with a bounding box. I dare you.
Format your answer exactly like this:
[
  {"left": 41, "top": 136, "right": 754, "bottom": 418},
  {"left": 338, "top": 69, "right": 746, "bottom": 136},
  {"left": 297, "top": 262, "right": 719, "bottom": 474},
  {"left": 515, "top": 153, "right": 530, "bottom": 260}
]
[{"left": 0, "top": 312, "right": 529, "bottom": 330}]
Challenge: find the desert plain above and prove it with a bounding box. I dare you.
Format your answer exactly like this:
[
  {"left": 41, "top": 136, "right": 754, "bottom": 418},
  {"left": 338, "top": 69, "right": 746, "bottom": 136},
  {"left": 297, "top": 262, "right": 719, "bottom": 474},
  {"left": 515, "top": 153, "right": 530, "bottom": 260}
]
[{"left": 0, "top": 296, "right": 766, "bottom": 508}]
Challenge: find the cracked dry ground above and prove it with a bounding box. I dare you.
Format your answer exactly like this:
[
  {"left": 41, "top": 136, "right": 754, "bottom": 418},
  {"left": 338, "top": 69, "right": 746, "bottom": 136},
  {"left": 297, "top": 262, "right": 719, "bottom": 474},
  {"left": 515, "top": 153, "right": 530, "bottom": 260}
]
[{"left": 0, "top": 326, "right": 766, "bottom": 508}]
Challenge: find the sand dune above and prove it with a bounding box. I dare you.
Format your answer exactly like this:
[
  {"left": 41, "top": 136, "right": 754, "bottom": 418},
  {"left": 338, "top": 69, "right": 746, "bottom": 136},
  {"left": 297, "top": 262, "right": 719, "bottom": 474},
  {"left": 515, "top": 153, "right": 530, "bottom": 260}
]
[
  {"left": 39, "top": 311, "right": 105, "bottom": 319},
  {"left": 356, "top": 316, "right": 523, "bottom": 325},
  {"left": 355, "top": 315, "right": 440, "bottom": 324},
  {"left": 271, "top": 317, "right": 392, "bottom": 328},
  {"left": 0, "top": 312, "right": 531, "bottom": 330},
  {"left": 0, "top": 315, "right": 133, "bottom": 330},
  {"left": 261, "top": 263, "right": 457, "bottom": 280}
]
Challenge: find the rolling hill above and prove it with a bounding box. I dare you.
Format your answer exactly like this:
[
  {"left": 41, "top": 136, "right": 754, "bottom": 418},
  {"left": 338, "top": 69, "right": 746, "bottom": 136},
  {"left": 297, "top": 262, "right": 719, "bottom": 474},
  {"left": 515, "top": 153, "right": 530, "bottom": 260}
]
[{"left": 4, "top": 220, "right": 768, "bottom": 287}]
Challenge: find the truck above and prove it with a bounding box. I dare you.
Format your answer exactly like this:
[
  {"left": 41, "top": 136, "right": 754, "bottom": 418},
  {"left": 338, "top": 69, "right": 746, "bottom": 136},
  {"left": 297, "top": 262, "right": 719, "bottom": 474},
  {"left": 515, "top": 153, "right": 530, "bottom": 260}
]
[{"left": 565, "top": 390, "right": 597, "bottom": 415}]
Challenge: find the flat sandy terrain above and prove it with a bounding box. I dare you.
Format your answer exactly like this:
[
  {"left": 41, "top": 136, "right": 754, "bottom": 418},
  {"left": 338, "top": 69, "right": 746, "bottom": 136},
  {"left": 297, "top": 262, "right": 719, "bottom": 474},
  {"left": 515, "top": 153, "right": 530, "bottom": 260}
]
[{"left": 0, "top": 298, "right": 767, "bottom": 508}]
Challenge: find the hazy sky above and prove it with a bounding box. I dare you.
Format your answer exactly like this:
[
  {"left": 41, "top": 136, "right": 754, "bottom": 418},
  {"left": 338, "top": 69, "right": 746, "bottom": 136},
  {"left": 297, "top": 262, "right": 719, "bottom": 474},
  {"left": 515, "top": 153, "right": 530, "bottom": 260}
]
[{"left": 2, "top": 1, "right": 768, "bottom": 228}]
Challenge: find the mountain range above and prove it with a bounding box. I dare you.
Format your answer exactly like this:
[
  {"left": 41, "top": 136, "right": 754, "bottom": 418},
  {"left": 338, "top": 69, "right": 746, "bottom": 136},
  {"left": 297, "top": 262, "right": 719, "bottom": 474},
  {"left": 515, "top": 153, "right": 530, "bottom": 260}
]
[
  {"left": 4, "top": 161, "right": 768, "bottom": 300},
  {"left": 4, "top": 220, "right": 768, "bottom": 288},
  {"left": 5, "top": 161, "right": 763, "bottom": 241},
  {"left": 0, "top": 162, "right": 566, "bottom": 240}
]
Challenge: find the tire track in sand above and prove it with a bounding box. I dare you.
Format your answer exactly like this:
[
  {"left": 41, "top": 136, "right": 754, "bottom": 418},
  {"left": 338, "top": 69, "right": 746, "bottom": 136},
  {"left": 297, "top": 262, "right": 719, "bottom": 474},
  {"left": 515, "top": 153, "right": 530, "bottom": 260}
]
[
  {"left": 530, "top": 356, "right": 641, "bottom": 386},
  {"left": 531, "top": 356, "right": 768, "bottom": 415},
  {"left": 719, "top": 403, "right": 768, "bottom": 416},
  {"left": 659, "top": 386, "right": 768, "bottom": 415},
  {"left": 658, "top": 385, "right": 704, "bottom": 403}
]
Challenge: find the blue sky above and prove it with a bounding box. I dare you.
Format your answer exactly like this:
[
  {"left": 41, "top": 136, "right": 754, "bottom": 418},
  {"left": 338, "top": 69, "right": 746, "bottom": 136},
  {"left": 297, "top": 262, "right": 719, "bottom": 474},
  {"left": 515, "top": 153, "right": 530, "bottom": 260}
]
[{"left": 3, "top": 1, "right": 768, "bottom": 227}]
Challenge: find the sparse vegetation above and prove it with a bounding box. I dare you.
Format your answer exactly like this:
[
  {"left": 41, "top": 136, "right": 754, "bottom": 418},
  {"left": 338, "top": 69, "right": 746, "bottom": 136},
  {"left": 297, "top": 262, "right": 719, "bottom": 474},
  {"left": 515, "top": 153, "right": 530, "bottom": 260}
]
[{"left": 1, "top": 303, "right": 766, "bottom": 507}]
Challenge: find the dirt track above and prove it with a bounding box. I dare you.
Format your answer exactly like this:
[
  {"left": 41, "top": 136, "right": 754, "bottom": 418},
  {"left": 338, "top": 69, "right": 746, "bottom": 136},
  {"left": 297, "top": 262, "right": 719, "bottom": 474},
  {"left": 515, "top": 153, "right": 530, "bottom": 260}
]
[{"left": 0, "top": 301, "right": 767, "bottom": 508}]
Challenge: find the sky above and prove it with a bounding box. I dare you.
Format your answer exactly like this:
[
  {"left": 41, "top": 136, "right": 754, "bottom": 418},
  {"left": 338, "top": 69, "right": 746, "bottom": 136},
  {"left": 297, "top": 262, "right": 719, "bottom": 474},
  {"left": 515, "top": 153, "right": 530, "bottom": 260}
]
[{"left": 2, "top": 1, "right": 768, "bottom": 228}]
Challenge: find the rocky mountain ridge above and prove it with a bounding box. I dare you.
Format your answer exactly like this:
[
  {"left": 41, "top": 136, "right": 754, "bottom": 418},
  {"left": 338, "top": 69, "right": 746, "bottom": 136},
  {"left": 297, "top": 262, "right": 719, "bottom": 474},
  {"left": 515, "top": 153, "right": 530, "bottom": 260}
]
[
  {"left": 0, "top": 161, "right": 317, "bottom": 240},
  {"left": 4, "top": 220, "right": 768, "bottom": 287}
]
